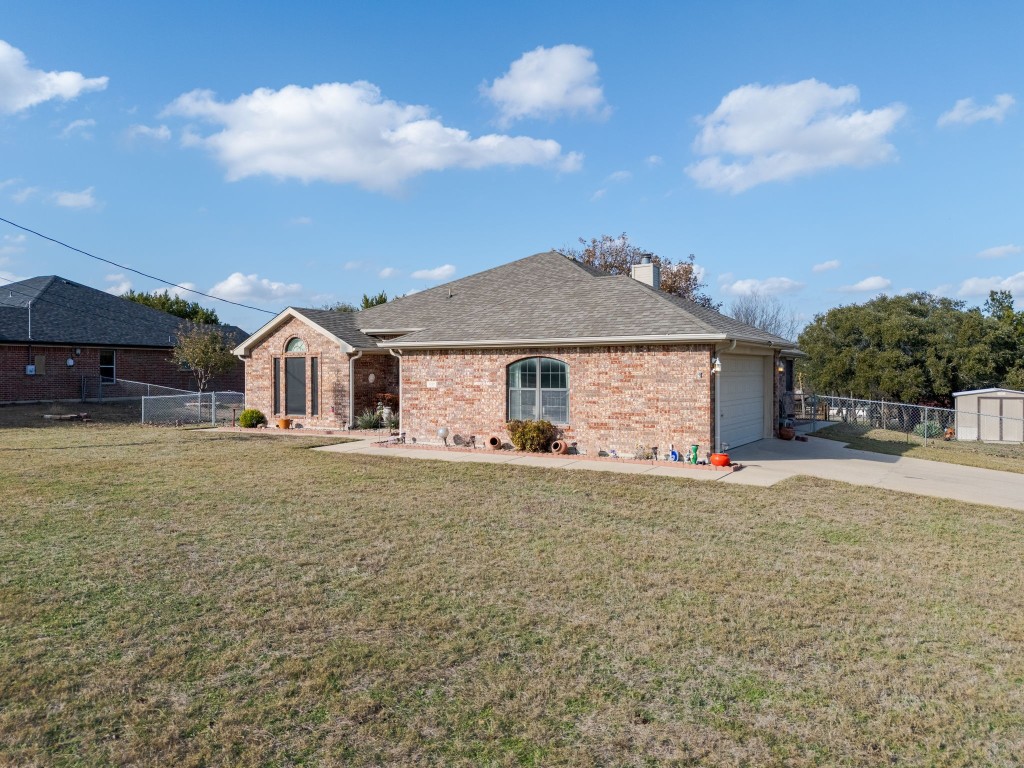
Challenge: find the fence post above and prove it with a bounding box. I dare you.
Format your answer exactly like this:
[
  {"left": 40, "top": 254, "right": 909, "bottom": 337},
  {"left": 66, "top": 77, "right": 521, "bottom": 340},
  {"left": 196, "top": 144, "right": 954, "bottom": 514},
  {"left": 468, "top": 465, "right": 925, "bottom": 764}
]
[
  {"left": 211, "top": 392, "right": 217, "bottom": 425},
  {"left": 924, "top": 405, "right": 929, "bottom": 445},
  {"left": 141, "top": 395, "right": 145, "bottom": 424}
]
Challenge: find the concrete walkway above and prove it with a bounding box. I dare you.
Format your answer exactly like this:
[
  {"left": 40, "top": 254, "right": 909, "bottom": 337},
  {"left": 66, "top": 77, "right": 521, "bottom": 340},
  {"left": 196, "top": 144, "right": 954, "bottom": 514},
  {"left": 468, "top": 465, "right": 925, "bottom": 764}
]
[
  {"left": 236, "top": 428, "right": 1024, "bottom": 511},
  {"left": 722, "top": 434, "right": 1024, "bottom": 511}
]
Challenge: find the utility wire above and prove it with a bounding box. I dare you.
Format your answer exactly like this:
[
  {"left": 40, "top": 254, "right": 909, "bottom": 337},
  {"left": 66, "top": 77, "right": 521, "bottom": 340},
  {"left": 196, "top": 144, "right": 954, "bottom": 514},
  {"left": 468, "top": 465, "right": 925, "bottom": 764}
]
[{"left": 0, "top": 215, "right": 276, "bottom": 315}]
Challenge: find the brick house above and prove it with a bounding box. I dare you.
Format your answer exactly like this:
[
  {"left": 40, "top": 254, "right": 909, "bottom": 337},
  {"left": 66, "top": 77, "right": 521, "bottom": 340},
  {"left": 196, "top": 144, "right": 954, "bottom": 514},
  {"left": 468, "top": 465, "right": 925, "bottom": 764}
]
[
  {"left": 234, "top": 251, "right": 800, "bottom": 454},
  {"left": 1, "top": 275, "right": 245, "bottom": 404}
]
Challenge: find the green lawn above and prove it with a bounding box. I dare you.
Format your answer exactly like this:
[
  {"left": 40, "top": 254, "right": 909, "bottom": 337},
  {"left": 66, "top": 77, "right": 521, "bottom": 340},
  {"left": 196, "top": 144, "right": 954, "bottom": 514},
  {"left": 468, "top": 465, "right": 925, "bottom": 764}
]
[
  {"left": 2, "top": 421, "right": 1023, "bottom": 766},
  {"left": 813, "top": 421, "right": 1024, "bottom": 474}
]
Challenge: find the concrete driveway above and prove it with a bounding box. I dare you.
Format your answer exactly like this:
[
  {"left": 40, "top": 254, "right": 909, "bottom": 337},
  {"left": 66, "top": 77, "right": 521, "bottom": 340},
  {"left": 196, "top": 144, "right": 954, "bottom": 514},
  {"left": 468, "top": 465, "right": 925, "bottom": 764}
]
[{"left": 722, "top": 435, "right": 1024, "bottom": 511}]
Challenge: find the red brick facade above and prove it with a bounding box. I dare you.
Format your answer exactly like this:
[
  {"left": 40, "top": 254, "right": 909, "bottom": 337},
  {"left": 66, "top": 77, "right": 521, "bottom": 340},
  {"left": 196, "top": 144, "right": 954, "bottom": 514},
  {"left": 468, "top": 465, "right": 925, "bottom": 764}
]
[
  {"left": 1, "top": 344, "right": 243, "bottom": 404},
  {"left": 242, "top": 317, "right": 398, "bottom": 427},
  {"left": 398, "top": 345, "right": 718, "bottom": 456}
]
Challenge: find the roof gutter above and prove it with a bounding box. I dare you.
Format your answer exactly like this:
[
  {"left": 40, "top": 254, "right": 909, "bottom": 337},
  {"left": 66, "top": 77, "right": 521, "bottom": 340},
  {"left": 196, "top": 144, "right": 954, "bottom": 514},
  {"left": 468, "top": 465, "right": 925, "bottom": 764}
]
[
  {"left": 380, "top": 333, "right": 742, "bottom": 350},
  {"left": 348, "top": 349, "right": 363, "bottom": 429},
  {"left": 389, "top": 348, "right": 403, "bottom": 434}
]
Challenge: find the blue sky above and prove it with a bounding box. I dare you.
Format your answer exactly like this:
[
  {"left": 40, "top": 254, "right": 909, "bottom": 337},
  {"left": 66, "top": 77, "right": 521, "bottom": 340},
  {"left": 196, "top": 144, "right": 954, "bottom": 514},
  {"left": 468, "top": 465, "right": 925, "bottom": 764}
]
[{"left": 2, "top": 0, "right": 1021, "bottom": 331}]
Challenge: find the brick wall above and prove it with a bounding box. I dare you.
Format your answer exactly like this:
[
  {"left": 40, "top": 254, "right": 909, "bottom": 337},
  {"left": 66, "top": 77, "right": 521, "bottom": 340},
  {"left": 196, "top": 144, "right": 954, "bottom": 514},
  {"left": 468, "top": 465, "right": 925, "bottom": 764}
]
[
  {"left": 243, "top": 318, "right": 398, "bottom": 428},
  {"left": 1, "top": 344, "right": 242, "bottom": 404},
  {"left": 398, "top": 345, "right": 716, "bottom": 456}
]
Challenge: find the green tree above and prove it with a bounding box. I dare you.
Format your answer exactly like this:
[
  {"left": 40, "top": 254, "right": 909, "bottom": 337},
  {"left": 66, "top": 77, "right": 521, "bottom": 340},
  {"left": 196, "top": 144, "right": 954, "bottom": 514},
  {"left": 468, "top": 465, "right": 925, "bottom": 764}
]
[
  {"left": 563, "top": 233, "right": 720, "bottom": 309},
  {"left": 123, "top": 289, "right": 220, "bottom": 324},
  {"left": 798, "top": 292, "right": 1016, "bottom": 405},
  {"left": 170, "top": 326, "right": 237, "bottom": 392},
  {"left": 322, "top": 301, "right": 358, "bottom": 312},
  {"left": 361, "top": 291, "right": 388, "bottom": 309}
]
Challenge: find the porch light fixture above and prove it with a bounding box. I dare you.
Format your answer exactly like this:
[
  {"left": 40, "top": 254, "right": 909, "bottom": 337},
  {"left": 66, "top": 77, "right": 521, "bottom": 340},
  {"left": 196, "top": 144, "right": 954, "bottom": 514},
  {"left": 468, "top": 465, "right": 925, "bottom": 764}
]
[
  {"left": 712, "top": 357, "right": 722, "bottom": 373},
  {"left": 777, "top": 362, "right": 785, "bottom": 373},
  {"left": 437, "top": 426, "right": 449, "bottom": 446}
]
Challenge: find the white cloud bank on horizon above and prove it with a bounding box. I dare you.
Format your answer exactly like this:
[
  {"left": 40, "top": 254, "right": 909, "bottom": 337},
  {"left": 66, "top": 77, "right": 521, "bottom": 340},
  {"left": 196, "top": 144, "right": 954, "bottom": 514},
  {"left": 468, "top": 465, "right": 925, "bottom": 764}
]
[
  {"left": 411, "top": 264, "right": 455, "bottom": 281},
  {"left": 720, "top": 276, "right": 804, "bottom": 296},
  {"left": 481, "top": 44, "right": 609, "bottom": 126},
  {"left": 687, "top": 79, "right": 906, "bottom": 193},
  {"left": 958, "top": 272, "right": 1024, "bottom": 297},
  {"left": 210, "top": 272, "right": 303, "bottom": 304},
  {"left": 976, "top": 243, "right": 1022, "bottom": 259},
  {"left": 0, "top": 39, "right": 108, "bottom": 114},
  {"left": 163, "top": 81, "right": 582, "bottom": 193},
  {"left": 938, "top": 94, "right": 1015, "bottom": 127},
  {"left": 840, "top": 275, "right": 891, "bottom": 292}
]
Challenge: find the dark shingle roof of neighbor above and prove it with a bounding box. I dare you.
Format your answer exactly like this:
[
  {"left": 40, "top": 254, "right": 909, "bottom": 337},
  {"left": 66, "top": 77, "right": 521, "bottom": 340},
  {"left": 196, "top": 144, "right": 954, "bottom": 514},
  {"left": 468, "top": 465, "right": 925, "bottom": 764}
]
[
  {"left": 0, "top": 275, "right": 247, "bottom": 347},
  {"left": 289, "top": 307, "right": 381, "bottom": 349},
  {"left": 347, "top": 251, "right": 795, "bottom": 348}
]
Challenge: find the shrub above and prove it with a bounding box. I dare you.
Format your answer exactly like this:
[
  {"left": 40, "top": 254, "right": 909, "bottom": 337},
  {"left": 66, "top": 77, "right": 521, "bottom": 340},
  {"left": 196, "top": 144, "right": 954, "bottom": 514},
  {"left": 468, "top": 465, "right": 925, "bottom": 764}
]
[
  {"left": 356, "top": 408, "right": 382, "bottom": 430},
  {"left": 913, "top": 420, "right": 944, "bottom": 438},
  {"left": 506, "top": 419, "right": 558, "bottom": 452},
  {"left": 237, "top": 408, "right": 266, "bottom": 428},
  {"left": 386, "top": 414, "right": 400, "bottom": 431}
]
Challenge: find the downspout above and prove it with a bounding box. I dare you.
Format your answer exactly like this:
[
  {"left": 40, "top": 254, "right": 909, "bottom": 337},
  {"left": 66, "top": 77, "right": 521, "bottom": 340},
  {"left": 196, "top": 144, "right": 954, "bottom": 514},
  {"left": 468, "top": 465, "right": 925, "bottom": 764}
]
[
  {"left": 713, "top": 339, "right": 737, "bottom": 453},
  {"left": 389, "top": 348, "right": 403, "bottom": 434},
  {"left": 348, "top": 349, "right": 363, "bottom": 428}
]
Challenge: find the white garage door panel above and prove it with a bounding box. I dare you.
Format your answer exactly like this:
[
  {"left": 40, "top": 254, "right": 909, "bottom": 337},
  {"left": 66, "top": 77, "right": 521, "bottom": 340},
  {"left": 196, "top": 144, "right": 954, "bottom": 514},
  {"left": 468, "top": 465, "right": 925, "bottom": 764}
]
[{"left": 720, "top": 355, "right": 766, "bottom": 449}]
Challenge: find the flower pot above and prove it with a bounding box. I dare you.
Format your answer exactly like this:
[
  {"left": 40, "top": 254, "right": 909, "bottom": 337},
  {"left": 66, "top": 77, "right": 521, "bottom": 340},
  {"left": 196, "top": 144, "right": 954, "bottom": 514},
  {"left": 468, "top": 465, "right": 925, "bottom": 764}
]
[
  {"left": 278, "top": 418, "right": 292, "bottom": 429},
  {"left": 550, "top": 440, "right": 569, "bottom": 454},
  {"left": 709, "top": 453, "right": 730, "bottom": 467},
  {"left": 778, "top": 426, "right": 795, "bottom": 440},
  {"left": 487, "top": 436, "right": 502, "bottom": 449}
]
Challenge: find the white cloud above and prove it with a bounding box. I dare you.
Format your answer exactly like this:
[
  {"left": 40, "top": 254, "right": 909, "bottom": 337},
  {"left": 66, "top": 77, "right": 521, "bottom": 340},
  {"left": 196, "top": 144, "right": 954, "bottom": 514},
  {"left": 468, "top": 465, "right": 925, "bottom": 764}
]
[
  {"left": 606, "top": 170, "right": 631, "bottom": 183},
  {"left": 52, "top": 186, "right": 98, "bottom": 209},
  {"left": 0, "top": 40, "right": 108, "bottom": 114},
  {"left": 164, "top": 282, "right": 197, "bottom": 299},
  {"left": 938, "top": 94, "right": 1015, "bottom": 127},
  {"left": 11, "top": 186, "right": 37, "bottom": 203},
  {"left": 482, "top": 44, "right": 609, "bottom": 126},
  {"left": 645, "top": 155, "right": 663, "bottom": 166},
  {"left": 61, "top": 118, "right": 96, "bottom": 138},
  {"left": 976, "top": 243, "right": 1022, "bottom": 259},
  {"left": 840, "top": 275, "right": 891, "bottom": 292},
  {"left": 163, "top": 81, "right": 581, "bottom": 193},
  {"left": 126, "top": 123, "right": 171, "bottom": 141},
  {"left": 289, "top": 215, "right": 313, "bottom": 225},
  {"left": 687, "top": 79, "right": 906, "bottom": 193},
  {"left": 0, "top": 233, "right": 26, "bottom": 257},
  {"left": 209, "top": 272, "right": 302, "bottom": 303},
  {"left": 410, "top": 264, "right": 455, "bottom": 281},
  {"left": 958, "top": 272, "right": 1024, "bottom": 297},
  {"left": 378, "top": 267, "right": 399, "bottom": 278},
  {"left": 721, "top": 276, "right": 804, "bottom": 296},
  {"left": 343, "top": 260, "right": 363, "bottom": 271},
  {"left": 104, "top": 274, "right": 132, "bottom": 294},
  {"left": 812, "top": 259, "right": 841, "bottom": 272},
  {"left": 590, "top": 188, "right": 607, "bottom": 201}
]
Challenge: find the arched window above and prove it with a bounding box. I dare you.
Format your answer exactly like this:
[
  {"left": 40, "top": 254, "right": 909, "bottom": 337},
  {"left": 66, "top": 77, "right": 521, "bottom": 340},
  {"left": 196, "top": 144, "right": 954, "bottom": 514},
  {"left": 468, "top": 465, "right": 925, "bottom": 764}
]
[
  {"left": 508, "top": 357, "right": 569, "bottom": 423},
  {"left": 285, "top": 337, "right": 307, "bottom": 353}
]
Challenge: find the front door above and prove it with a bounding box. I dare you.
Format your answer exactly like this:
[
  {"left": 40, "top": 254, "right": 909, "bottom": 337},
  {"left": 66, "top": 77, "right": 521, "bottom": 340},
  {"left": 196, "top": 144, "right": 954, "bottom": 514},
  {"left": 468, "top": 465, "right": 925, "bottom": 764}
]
[{"left": 285, "top": 357, "right": 306, "bottom": 415}]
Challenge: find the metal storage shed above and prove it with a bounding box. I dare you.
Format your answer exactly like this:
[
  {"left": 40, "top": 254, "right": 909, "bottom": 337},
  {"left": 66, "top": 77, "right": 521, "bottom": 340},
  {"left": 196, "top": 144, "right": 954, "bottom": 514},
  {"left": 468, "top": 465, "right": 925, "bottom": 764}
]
[{"left": 954, "top": 388, "right": 1024, "bottom": 443}]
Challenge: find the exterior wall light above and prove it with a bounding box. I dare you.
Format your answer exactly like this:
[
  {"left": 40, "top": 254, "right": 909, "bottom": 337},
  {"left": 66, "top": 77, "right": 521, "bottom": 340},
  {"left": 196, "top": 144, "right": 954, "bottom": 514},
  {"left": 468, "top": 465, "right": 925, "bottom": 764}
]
[
  {"left": 66, "top": 358, "right": 75, "bottom": 367},
  {"left": 712, "top": 357, "right": 722, "bottom": 373},
  {"left": 437, "top": 426, "right": 449, "bottom": 446}
]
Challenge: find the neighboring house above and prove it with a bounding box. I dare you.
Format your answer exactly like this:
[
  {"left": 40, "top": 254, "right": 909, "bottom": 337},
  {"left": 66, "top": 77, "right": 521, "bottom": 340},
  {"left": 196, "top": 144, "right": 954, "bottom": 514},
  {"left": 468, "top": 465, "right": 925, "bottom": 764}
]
[
  {"left": 234, "top": 251, "right": 800, "bottom": 453},
  {"left": 954, "top": 387, "right": 1024, "bottom": 443},
  {"left": 1, "top": 275, "right": 245, "bottom": 404}
]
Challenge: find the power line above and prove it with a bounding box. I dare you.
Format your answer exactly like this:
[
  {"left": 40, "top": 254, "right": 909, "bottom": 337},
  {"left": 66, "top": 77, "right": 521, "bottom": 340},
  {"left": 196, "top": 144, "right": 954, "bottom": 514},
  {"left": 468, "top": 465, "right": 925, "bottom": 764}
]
[{"left": 0, "top": 215, "right": 276, "bottom": 315}]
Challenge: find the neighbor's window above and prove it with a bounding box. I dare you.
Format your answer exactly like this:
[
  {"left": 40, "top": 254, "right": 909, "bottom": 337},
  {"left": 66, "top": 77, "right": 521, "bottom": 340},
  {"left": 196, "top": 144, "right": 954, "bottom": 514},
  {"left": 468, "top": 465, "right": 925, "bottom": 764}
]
[
  {"left": 508, "top": 357, "right": 569, "bottom": 423},
  {"left": 285, "top": 337, "right": 307, "bottom": 353},
  {"left": 99, "top": 350, "right": 116, "bottom": 383}
]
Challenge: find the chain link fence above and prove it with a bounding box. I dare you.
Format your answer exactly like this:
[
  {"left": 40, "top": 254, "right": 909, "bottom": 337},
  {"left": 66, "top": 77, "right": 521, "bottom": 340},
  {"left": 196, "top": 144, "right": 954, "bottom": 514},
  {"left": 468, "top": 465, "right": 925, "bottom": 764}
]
[
  {"left": 796, "top": 394, "right": 1024, "bottom": 445},
  {"left": 141, "top": 391, "right": 245, "bottom": 426},
  {"left": 81, "top": 376, "right": 192, "bottom": 402}
]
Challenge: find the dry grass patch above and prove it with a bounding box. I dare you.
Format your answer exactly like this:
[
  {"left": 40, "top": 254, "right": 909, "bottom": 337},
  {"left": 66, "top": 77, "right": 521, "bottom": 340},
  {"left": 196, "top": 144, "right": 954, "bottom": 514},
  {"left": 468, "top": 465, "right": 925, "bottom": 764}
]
[
  {"left": 815, "top": 421, "right": 1024, "bottom": 474},
  {"left": 1, "top": 424, "right": 1023, "bottom": 766}
]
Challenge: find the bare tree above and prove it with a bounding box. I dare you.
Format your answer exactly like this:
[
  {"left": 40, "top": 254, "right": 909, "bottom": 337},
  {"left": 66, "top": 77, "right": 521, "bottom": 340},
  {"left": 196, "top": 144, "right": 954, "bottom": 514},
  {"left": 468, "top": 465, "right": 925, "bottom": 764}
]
[
  {"left": 728, "top": 291, "right": 802, "bottom": 340},
  {"left": 563, "top": 233, "right": 720, "bottom": 309}
]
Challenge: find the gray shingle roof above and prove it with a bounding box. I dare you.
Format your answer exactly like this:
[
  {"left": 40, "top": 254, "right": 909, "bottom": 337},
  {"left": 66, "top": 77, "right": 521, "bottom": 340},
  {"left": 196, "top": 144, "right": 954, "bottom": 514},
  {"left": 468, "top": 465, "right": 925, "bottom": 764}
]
[
  {"left": 353, "top": 251, "right": 795, "bottom": 348},
  {"left": 0, "top": 275, "right": 247, "bottom": 347}
]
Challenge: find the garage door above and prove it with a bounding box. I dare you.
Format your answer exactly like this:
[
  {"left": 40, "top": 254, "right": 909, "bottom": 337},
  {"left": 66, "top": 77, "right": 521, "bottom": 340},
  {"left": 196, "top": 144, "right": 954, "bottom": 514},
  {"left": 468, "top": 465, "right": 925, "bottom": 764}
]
[{"left": 719, "top": 355, "right": 766, "bottom": 449}]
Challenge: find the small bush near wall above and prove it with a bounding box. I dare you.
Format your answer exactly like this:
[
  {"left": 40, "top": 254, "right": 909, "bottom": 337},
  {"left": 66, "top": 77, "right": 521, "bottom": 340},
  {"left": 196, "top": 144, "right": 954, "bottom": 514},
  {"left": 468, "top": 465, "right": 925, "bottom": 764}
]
[
  {"left": 506, "top": 420, "right": 558, "bottom": 452},
  {"left": 356, "top": 408, "right": 383, "bottom": 430},
  {"left": 238, "top": 409, "right": 267, "bottom": 428}
]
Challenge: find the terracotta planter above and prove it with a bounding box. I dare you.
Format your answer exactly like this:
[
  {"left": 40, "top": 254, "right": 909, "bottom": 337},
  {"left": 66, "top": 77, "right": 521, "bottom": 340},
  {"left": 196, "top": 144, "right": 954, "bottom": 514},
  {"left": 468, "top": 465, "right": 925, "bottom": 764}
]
[
  {"left": 709, "top": 452, "right": 731, "bottom": 467},
  {"left": 779, "top": 426, "right": 795, "bottom": 440},
  {"left": 278, "top": 418, "right": 292, "bottom": 429},
  {"left": 550, "top": 440, "right": 569, "bottom": 454},
  {"left": 487, "top": 436, "right": 502, "bottom": 449}
]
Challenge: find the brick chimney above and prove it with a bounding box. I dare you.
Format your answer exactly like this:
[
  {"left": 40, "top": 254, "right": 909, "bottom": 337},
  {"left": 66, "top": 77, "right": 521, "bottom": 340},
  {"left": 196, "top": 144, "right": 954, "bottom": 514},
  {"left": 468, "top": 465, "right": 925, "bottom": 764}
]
[{"left": 630, "top": 255, "right": 660, "bottom": 289}]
